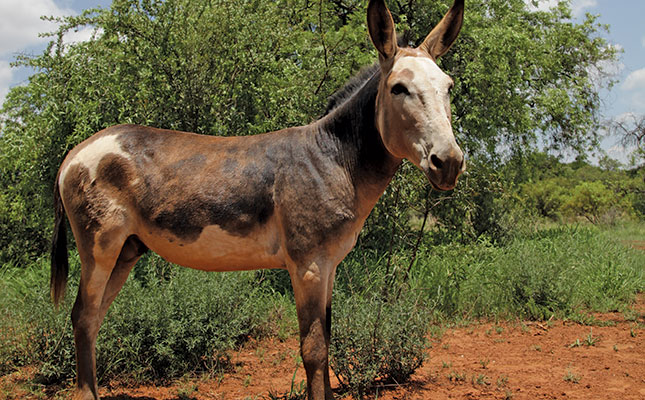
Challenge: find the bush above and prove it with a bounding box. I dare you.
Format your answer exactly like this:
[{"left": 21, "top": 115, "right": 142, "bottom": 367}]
[
  {"left": 0, "top": 256, "right": 289, "bottom": 384},
  {"left": 97, "top": 269, "right": 277, "bottom": 382},
  {"left": 521, "top": 177, "right": 568, "bottom": 220},
  {"left": 329, "top": 288, "right": 428, "bottom": 396},
  {"left": 561, "top": 181, "right": 614, "bottom": 224},
  {"left": 412, "top": 224, "right": 645, "bottom": 320},
  {"left": 428, "top": 159, "right": 524, "bottom": 245}
]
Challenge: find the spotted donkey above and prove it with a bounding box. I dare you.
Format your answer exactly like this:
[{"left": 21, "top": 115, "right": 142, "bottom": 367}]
[{"left": 51, "top": 1, "right": 465, "bottom": 398}]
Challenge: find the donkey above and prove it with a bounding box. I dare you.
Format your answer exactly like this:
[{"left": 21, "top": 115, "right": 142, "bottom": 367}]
[{"left": 51, "top": 0, "right": 465, "bottom": 398}]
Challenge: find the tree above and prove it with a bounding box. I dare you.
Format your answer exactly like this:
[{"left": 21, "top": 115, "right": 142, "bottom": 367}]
[
  {"left": 0, "top": 0, "right": 620, "bottom": 262},
  {"left": 562, "top": 181, "right": 614, "bottom": 224},
  {"left": 608, "top": 113, "right": 645, "bottom": 166}
]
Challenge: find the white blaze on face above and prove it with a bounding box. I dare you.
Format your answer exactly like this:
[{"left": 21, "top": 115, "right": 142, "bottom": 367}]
[
  {"left": 386, "top": 55, "right": 457, "bottom": 170},
  {"left": 391, "top": 56, "right": 453, "bottom": 129}
]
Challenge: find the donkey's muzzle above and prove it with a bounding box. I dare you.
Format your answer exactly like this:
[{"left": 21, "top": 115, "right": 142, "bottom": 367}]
[{"left": 425, "top": 148, "right": 466, "bottom": 191}]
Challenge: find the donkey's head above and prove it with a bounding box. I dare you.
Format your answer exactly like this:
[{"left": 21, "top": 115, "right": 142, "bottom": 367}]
[{"left": 368, "top": 0, "right": 465, "bottom": 191}]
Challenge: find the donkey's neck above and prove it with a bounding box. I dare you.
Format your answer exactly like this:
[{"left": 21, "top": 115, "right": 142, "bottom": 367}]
[{"left": 315, "top": 71, "right": 401, "bottom": 212}]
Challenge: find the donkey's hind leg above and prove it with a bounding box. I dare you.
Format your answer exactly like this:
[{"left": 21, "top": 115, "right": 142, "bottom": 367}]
[
  {"left": 71, "top": 234, "right": 134, "bottom": 400},
  {"left": 97, "top": 235, "right": 147, "bottom": 324}
]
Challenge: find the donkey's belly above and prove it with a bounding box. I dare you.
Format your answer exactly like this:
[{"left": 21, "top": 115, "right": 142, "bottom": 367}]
[{"left": 140, "top": 224, "right": 286, "bottom": 271}]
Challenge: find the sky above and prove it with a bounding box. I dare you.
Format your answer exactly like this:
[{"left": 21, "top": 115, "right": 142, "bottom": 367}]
[{"left": 1, "top": 0, "right": 644, "bottom": 164}]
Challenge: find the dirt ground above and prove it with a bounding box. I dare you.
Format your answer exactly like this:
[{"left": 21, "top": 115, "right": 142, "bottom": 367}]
[{"left": 2, "top": 295, "right": 643, "bottom": 400}]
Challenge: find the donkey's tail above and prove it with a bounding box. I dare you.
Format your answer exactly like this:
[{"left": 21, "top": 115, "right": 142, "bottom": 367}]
[{"left": 51, "top": 176, "right": 68, "bottom": 307}]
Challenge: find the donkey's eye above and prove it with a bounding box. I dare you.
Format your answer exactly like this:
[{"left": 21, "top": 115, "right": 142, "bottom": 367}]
[{"left": 391, "top": 83, "right": 410, "bottom": 96}]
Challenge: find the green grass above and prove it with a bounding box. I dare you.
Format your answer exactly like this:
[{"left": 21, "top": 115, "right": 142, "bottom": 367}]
[
  {"left": 1, "top": 221, "right": 643, "bottom": 392},
  {"left": 409, "top": 222, "right": 645, "bottom": 320},
  {"left": 0, "top": 255, "right": 295, "bottom": 384}
]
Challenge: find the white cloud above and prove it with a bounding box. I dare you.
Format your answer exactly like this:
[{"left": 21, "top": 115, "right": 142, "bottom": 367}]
[
  {"left": 623, "top": 68, "right": 645, "bottom": 91},
  {"left": 571, "top": 0, "right": 597, "bottom": 16},
  {"left": 617, "top": 73, "right": 645, "bottom": 122},
  {"left": 0, "top": 0, "right": 76, "bottom": 56},
  {"left": 525, "top": 0, "right": 597, "bottom": 16},
  {"left": 0, "top": 61, "right": 13, "bottom": 105},
  {"left": 526, "top": 0, "right": 559, "bottom": 12},
  {"left": 642, "top": 36, "right": 645, "bottom": 48}
]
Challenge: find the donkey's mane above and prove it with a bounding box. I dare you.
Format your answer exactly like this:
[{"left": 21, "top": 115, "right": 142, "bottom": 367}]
[{"left": 322, "top": 64, "right": 380, "bottom": 116}]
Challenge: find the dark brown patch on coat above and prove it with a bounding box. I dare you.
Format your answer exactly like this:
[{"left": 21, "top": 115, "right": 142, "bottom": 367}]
[
  {"left": 111, "top": 127, "right": 277, "bottom": 241},
  {"left": 62, "top": 164, "right": 110, "bottom": 255},
  {"left": 152, "top": 187, "right": 275, "bottom": 241},
  {"left": 96, "top": 154, "right": 132, "bottom": 190},
  {"left": 149, "top": 153, "right": 276, "bottom": 240}
]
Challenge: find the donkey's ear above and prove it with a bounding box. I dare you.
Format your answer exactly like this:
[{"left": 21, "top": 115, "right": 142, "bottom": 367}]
[
  {"left": 420, "top": 0, "right": 464, "bottom": 59},
  {"left": 367, "top": 0, "right": 398, "bottom": 61}
]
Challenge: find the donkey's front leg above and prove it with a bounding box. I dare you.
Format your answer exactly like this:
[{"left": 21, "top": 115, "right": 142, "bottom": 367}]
[{"left": 290, "top": 260, "right": 334, "bottom": 400}]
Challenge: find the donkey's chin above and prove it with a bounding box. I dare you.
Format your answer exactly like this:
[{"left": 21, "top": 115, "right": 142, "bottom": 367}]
[
  {"left": 424, "top": 170, "right": 459, "bottom": 191},
  {"left": 429, "top": 179, "right": 458, "bottom": 191}
]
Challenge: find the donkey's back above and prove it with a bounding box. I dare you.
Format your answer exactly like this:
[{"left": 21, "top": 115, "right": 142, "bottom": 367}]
[{"left": 56, "top": 124, "right": 307, "bottom": 273}]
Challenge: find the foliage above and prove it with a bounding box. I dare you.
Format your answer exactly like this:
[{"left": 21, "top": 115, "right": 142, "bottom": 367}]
[
  {"left": 521, "top": 177, "right": 568, "bottom": 219},
  {"left": 411, "top": 223, "right": 645, "bottom": 320},
  {"left": 426, "top": 159, "right": 523, "bottom": 243},
  {"left": 0, "top": 258, "right": 291, "bottom": 384},
  {"left": 561, "top": 181, "right": 614, "bottom": 223},
  {"left": 518, "top": 153, "right": 644, "bottom": 223},
  {"left": 0, "top": 261, "right": 74, "bottom": 379},
  {"left": 330, "top": 244, "right": 430, "bottom": 397},
  {"left": 0, "top": 0, "right": 620, "bottom": 262},
  {"left": 330, "top": 289, "right": 428, "bottom": 396}
]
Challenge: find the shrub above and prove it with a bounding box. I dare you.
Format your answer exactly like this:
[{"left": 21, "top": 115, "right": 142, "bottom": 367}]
[
  {"left": 329, "top": 288, "right": 428, "bottom": 396},
  {"left": 561, "top": 181, "right": 614, "bottom": 224},
  {"left": 412, "top": 224, "right": 645, "bottom": 320},
  {"left": 0, "top": 257, "right": 286, "bottom": 384},
  {"left": 520, "top": 177, "right": 568, "bottom": 220},
  {"left": 96, "top": 269, "right": 275, "bottom": 382}
]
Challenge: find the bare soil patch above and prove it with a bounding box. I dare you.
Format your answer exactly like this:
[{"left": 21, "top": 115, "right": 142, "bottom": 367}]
[
  {"left": 2, "top": 296, "right": 643, "bottom": 400},
  {"left": 625, "top": 240, "right": 645, "bottom": 251},
  {"left": 372, "top": 295, "right": 645, "bottom": 400}
]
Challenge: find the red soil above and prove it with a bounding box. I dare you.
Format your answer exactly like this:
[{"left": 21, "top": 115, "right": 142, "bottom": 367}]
[{"left": 2, "top": 296, "right": 643, "bottom": 400}]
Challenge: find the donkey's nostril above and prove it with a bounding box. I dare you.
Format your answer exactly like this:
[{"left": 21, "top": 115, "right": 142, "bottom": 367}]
[{"left": 430, "top": 154, "right": 443, "bottom": 170}]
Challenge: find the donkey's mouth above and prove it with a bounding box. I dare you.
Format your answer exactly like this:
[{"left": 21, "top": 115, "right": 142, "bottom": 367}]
[
  {"left": 426, "top": 172, "right": 459, "bottom": 191},
  {"left": 422, "top": 159, "right": 464, "bottom": 191}
]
